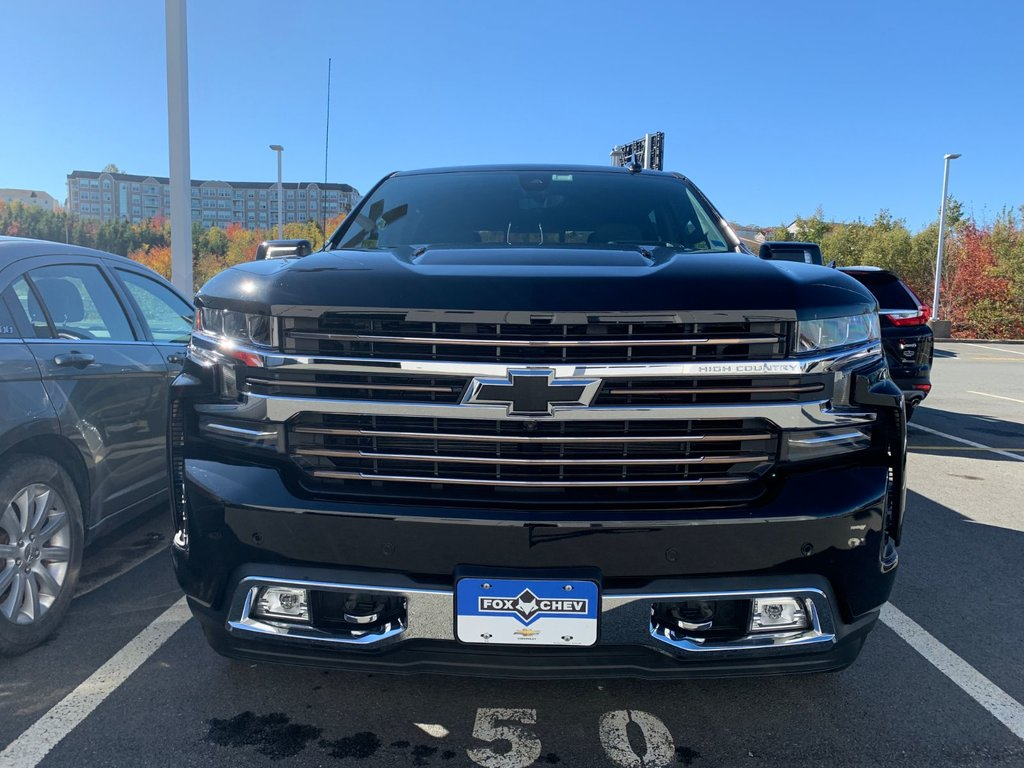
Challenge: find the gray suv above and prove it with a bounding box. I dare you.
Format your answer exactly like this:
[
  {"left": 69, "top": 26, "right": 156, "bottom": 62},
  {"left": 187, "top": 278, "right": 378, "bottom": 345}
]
[{"left": 0, "top": 236, "right": 193, "bottom": 655}]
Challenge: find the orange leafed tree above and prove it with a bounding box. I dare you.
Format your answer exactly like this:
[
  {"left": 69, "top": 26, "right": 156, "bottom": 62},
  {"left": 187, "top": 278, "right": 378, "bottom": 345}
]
[{"left": 129, "top": 245, "right": 172, "bottom": 279}]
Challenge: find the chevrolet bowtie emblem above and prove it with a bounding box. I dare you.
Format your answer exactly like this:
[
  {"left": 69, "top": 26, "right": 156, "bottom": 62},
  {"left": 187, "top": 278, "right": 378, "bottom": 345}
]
[{"left": 462, "top": 369, "right": 601, "bottom": 417}]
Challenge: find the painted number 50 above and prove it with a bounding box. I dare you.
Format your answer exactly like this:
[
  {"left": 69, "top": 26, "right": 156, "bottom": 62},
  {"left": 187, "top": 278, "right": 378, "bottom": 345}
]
[{"left": 467, "top": 708, "right": 676, "bottom": 768}]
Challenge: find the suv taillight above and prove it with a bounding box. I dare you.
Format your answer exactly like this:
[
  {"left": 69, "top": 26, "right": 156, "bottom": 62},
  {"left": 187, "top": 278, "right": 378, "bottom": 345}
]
[
  {"left": 884, "top": 307, "right": 929, "bottom": 326},
  {"left": 884, "top": 286, "right": 930, "bottom": 326}
]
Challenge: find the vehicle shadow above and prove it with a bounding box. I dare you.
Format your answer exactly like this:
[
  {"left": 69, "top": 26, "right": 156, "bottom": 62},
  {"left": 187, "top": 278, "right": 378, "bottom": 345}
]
[{"left": 909, "top": 405, "right": 1024, "bottom": 462}]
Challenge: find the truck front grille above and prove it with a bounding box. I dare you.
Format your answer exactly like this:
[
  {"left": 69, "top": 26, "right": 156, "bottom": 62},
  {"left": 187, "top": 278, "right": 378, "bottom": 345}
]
[
  {"left": 287, "top": 414, "right": 777, "bottom": 502},
  {"left": 244, "top": 369, "right": 827, "bottom": 406},
  {"left": 281, "top": 313, "right": 790, "bottom": 364}
]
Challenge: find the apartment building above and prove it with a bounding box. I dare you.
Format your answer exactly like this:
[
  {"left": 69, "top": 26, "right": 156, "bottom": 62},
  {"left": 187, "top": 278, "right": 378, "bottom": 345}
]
[
  {"left": 66, "top": 170, "right": 360, "bottom": 229},
  {"left": 0, "top": 188, "right": 62, "bottom": 212}
]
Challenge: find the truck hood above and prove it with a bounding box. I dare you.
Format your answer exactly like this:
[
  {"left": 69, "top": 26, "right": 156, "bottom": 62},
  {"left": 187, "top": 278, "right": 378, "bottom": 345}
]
[{"left": 198, "top": 245, "right": 876, "bottom": 321}]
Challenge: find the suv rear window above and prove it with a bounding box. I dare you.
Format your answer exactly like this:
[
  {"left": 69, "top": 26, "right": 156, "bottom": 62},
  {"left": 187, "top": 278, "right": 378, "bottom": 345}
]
[{"left": 844, "top": 271, "right": 918, "bottom": 309}]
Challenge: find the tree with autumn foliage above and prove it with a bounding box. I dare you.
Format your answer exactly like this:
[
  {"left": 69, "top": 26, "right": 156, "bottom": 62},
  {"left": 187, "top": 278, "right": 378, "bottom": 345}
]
[
  {"left": 129, "top": 244, "right": 172, "bottom": 279},
  {"left": 943, "top": 222, "right": 1024, "bottom": 338}
]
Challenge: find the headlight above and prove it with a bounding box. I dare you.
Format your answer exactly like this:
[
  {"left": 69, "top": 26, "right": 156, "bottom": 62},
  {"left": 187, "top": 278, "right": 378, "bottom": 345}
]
[
  {"left": 796, "top": 311, "right": 879, "bottom": 354},
  {"left": 195, "top": 307, "right": 274, "bottom": 348}
]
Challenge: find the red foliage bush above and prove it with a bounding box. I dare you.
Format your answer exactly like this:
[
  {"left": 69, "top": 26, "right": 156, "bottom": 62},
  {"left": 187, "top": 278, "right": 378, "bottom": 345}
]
[{"left": 943, "top": 225, "right": 1024, "bottom": 338}]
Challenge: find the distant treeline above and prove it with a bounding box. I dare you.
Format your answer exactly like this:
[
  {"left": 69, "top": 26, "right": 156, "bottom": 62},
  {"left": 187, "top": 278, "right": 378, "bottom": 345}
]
[
  {"left": 2, "top": 199, "right": 1022, "bottom": 337},
  {"left": 769, "top": 201, "right": 1024, "bottom": 338},
  {"left": 0, "top": 201, "right": 345, "bottom": 291}
]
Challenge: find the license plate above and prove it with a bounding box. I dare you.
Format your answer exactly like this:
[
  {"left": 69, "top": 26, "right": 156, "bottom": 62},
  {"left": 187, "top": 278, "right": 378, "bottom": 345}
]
[{"left": 455, "top": 577, "right": 599, "bottom": 647}]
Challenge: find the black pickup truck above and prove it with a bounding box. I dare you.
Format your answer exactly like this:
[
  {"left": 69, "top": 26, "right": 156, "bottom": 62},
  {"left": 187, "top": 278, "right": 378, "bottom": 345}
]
[{"left": 171, "top": 165, "right": 906, "bottom": 678}]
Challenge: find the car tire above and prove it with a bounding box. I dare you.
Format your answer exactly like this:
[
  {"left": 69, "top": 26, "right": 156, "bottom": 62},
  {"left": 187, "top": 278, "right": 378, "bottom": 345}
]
[{"left": 0, "top": 456, "right": 84, "bottom": 656}]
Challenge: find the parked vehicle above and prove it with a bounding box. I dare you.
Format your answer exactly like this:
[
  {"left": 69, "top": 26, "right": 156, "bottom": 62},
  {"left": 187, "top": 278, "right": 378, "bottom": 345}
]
[
  {"left": 840, "top": 267, "right": 934, "bottom": 419},
  {"left": 172, "top": 166, "right": 907, "bottom": 678},
  {"left": 757, "top": 241, "right": 824, "bottom": 265},
  {"left": 0, "top": 236, "right": 194, "bottom": 655}
]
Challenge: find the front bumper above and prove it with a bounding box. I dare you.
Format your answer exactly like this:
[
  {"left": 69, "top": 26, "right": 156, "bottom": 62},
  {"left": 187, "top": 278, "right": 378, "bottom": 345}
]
[
  {"left": 189, "top": 570, "right": 876, "bottom": 679},
  {"left": 174, "top": 458, "right": 897, "bottom": 679}
]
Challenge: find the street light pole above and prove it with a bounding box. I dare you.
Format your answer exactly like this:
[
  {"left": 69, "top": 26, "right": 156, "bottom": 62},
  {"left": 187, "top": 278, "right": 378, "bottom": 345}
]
[
  {"left": 270, "top": 144, "right": 284, "bottom": 239},
  {"left": 931, "top": 153, "right": 961, "bottom": 321},
  {"left": 165, "top": 0, "right": 193, "bottom": 295}
]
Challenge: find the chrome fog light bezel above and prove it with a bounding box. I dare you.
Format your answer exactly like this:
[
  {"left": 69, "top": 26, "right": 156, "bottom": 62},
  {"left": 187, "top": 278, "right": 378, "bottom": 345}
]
[
  {"left": 749, "top": 597, "right": 810, "bottom": 633},
  {"left": 254, "top": 586, "right": 311, "bottom": 623}
]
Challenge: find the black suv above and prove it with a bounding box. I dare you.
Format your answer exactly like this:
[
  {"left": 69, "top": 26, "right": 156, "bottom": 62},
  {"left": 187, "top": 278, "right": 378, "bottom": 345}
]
[
  {"left": 173, "top": 166, "right": 907, "bottom": 678},
  {"left": 0, "top": 237, "right": 194, "bottom": 655},
  {"left": 840, "top": 267, "right": 933, "bottom": 418}
]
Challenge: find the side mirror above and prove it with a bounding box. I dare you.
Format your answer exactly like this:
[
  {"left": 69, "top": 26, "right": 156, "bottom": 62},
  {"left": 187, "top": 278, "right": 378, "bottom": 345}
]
[
  {"left": 255, "top": 239, "right": 313, "bottom": 260},
  {"left": 758, "top": 241, "right": 823, "bottom": 266}
]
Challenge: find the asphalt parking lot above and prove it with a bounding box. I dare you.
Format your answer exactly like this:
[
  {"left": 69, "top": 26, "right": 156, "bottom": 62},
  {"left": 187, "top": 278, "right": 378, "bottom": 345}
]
[{"left": 1, "top": 342, "right": 1022, "bottom": 768}]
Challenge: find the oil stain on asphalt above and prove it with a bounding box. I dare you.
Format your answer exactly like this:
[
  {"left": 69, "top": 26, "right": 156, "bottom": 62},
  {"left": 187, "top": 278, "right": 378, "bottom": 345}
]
[
  {"left": 321, "top": 731, "right": 381, "bottom": 759},
  {"left": 208, "top": 712, "right": 474, "bottom": 763},
  {"left": 206, "top": 711, "right": 321, "bottom": 760}
]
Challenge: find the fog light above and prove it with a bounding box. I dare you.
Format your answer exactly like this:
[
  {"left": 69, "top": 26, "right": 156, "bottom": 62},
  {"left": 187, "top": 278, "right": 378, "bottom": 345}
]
[
  {"left": 255, "top": 587, "right": 310, "bottom": 623},
  {"left": 749, "top": 597, "right": 809, "bottom": 632}
]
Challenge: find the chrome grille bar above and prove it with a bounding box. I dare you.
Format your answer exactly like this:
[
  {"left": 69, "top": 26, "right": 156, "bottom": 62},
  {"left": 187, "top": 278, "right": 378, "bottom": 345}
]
[
  {"left": 290, "top": 426, "right": 773, "bottom": 443},
  {"left": 286, "top": 331, "right": 781, "bottom": 348},
  {"left": 309, "top": 470, "right": 753, "bottom": 488},
  {"left": 246, "top": 377, "right": 456, "bottom": 394},
  {"left": 603, "top": 384, "right": 824, "bottom": 396},
  {"left": 294, "top": 448, "right": 771, "bottom": 466}
]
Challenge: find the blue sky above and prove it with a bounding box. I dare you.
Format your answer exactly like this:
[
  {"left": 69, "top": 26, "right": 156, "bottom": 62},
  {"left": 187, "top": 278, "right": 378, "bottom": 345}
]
[{"left": 2, "top": 1, "right": 1020, "bottom": 229}]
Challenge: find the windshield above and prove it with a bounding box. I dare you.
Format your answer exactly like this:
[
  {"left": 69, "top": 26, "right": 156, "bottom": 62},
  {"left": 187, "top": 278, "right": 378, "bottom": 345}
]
[{"left": 330, "top": 170, "right": 732, "bottom": 252}]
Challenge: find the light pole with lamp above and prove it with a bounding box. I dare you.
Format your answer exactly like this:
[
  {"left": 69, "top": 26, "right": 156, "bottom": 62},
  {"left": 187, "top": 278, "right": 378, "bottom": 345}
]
[
  {"left": 931, "top": 153, "right": 961, "bottom": 335},
  {"left": 268, "top": 145, "right": 284, "bottom": 239}
]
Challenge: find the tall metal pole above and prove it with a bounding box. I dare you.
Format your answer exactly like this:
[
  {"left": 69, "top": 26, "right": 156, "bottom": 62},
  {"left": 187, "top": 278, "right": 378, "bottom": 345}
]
[
  {"left": 165, "top": 0, "right": 193, "bottom": 295},
  {"left": 931, "top": 153, "right": 960, "bottom": 320},
  {"left": 323, "top": 58, "right": 331, "bottom": 241},
  {"left": 270, "top": 145, "right": 284, "bottom": 239}
]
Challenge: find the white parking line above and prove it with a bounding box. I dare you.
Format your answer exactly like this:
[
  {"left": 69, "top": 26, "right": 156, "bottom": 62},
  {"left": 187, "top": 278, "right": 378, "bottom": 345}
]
[
  {"left": 881, "top": 603, "right": 1024, "bottom": 741},
  {"left": 967, "top": 390, "right": 1024, "bottom": 405},
  {"left": 908, "top": 422, "right": 1024, "bottom": 462},
  {"left": 989, "top": 346, "right": 1024, "bottom": 357},
  {"left": 0, "top": 597, "right": 191, "bottom": 768}
]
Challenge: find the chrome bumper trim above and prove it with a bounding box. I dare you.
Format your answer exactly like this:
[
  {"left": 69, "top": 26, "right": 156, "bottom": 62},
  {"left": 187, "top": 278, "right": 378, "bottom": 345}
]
[{"left": 225, "top": 577, "right": 836, "bottom": 656}]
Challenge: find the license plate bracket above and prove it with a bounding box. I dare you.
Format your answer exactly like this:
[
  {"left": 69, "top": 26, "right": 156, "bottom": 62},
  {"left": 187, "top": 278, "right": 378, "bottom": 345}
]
[{"left": 455, "top": 576, "right": 599, "bottom": 647}]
